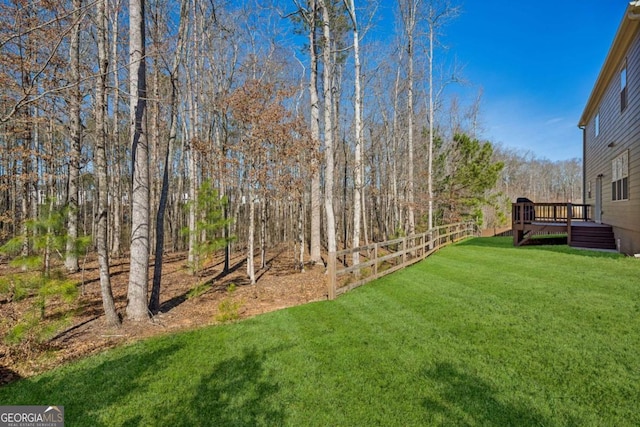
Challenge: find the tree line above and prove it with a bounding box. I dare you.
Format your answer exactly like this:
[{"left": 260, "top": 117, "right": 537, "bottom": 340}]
[{"left": 0, "top": 0, "right": 580, "bottom": 326}]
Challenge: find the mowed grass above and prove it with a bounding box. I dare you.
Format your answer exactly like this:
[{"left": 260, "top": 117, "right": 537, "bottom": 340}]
[{"left": 2, "top": 237, "right": 640, "bottom": 426}]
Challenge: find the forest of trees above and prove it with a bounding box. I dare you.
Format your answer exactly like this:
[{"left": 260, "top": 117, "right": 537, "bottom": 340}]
[{"left": 0, "top": 0, "right": 581, "bottom": 325}]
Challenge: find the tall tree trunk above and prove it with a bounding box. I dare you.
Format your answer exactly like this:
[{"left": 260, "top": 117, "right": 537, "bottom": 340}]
[
  {"left": 319, "top": 0, "right": 336, "bottom": 256},
  {"left": 173, "top": 135, "right": 186, "bottom": 251},
  {"left": 20, "top": 172, "right": 28, "bottom": 262},
  {"left": 391, "top": 54, "right": 402, "bottom": 234},
  {"left": 65, "top": 0, "right": 82, "bottom": 272},
  {"left": 427, "top": 24, "right": 434, "bottom": 231},
  {"left": 30, "top": 107, "right": 39, "bottom": 239},
  {"left": 345, "top": 0, "right": 362, "bottom": 267},
  {"left": 150, "top": 0, "right": 187, "bottom": 314},
  {"left": 405, "top": 1, "right": 416, "bottom": 237},
  {"left": 186, "top": 75, "right": 198, "bottom": 269},
  {"left": 19, "top": 115, "right": 29, "bottom": 262},
  {"left": 247, "top": 186, "right": 256, "bottom": 284},
  {"left": 150, "top": 54, "right": 160, "bottom": 253},
  {"left": 308, "top": 0, "right": 322, "bottom": 265},
  {"left": 127, "top": 0, "right": 150, "bottom": 321},
  {"left": 342, "top": 139, "right": 348, "bottom": 264},
  {"left": 96, "top": 0, "right": 120, "bottom": 327},
  {"left": 260, "top": 199, "right": 267, "bottom": 269},
  {"left": 298, "top": 199, "right": 305, "bottom": 272},
  {"left": 187, "top": 142, "right": 198, "bottom": 269},
  {"left": 221, "top": 150, "right": 230, "bottom": 274},
  {"left": 109, "top": 0, "right": 122, "bottom": 258},
  {"left": 186, "top": 0, "right": 203, "bottom": 270}
]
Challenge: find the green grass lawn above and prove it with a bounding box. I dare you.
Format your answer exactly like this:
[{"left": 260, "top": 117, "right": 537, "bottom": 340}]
[{"left": 2, "top": 237, "right": 639, "bottom": 426}]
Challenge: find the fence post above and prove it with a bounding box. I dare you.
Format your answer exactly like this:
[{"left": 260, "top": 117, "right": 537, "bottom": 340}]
[
  {"left": 402, "top": 237, "right": 407, "bottom": 265},
  {"left": 373, "top": 243, "right": 378, "bottom": 277},
  {"left": 432, "top": 227, "right": 437, "bottom": 250},
  {"left": 328, "top": 251, "right": 336, "bottom": 300}
]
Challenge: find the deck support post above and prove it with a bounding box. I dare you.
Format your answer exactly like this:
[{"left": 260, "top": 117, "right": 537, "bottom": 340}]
[{"left": 567, "top": 203, "right": 572, "bottom": 246}]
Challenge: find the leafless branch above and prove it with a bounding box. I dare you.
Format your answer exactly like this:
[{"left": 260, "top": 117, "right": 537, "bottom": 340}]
[{"left": 0, "top": 0, "right": 99, "bottom": 50}]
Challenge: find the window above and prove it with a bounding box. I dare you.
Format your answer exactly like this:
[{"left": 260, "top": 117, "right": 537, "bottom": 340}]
[
  {"left": 595, "top": 112, "right": 600, "bottom": 136},
  {"left": 621, "top": 59, "right": 628, "bottom": 111},
  {"left": 612, "top": 151, "right": 629, "bottom": 201}
]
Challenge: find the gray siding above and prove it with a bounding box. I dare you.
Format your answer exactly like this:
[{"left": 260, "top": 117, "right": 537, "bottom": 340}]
[{"left": 584, "top": 28, "right": 640, "bottom": 254}]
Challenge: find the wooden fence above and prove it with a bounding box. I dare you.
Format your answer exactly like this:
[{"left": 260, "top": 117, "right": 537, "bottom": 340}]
[{"left": 327, "top": 221, "right": 477, "bottom": 299}]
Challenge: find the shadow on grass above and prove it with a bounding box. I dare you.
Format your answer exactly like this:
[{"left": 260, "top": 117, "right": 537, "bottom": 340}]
[
  {"left": 0, "top": 365, "right": 21, "bottom": 385},
  {"left": 422, "top": 362, "right": 550, "bottom": 425},
  {"left": 155, "top": 346, "right": 286, "bottom": 427},
  {"left": 457, "top": 237, "right": 623, "bottom": 259},
  {"left": 1, "top": 338, "right": 287, "bottom": 426},
  {"left": 521, "top": 244, "right": 623, "bottom": 259},
  {"left": 0, "top": 341, "right": 184, "bottom": 426}
]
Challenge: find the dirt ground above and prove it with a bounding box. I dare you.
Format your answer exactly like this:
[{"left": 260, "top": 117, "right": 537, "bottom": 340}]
[{"left": 0, "top": 246, "right": 328, "bottom": 386}]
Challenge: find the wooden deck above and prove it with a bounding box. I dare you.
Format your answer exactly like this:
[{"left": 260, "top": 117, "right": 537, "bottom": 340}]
[{"left": 512, "top": 202, "right": 617, "bottom": 250}]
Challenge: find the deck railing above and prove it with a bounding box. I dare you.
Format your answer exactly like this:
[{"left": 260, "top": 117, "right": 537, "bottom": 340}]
[
  {"left": 327, "top": 221, "right": 477, "bottom": 300},
  {"left": 512, "top": 202, "right": 591, "bottom": 225}
]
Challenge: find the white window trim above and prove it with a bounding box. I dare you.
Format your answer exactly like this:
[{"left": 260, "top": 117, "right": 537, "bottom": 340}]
[{"left": 612, "top": 150, "right": 629, "bottom": 201}]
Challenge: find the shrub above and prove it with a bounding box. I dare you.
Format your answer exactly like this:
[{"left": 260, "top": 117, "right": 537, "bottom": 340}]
[
  {"left": 0, "top": 202, "right": 79, "bottom": 345},
  {"left": 215, "top": 284, "right": 242, "bottom": 323}
]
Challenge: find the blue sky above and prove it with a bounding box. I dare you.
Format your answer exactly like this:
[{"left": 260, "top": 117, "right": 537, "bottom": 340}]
[{"left": 442, "top": 1, "right": 626, "bottom": 161}]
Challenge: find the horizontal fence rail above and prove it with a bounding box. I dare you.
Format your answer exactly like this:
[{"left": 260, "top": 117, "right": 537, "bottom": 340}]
[{"left": 327, "top": 222, "right": 477, "bottom": 299}]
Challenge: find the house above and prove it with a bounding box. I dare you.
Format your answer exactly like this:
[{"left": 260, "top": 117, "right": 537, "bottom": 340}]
[{"left": 578, "top": 1, "right": 640, "bottom": 255}]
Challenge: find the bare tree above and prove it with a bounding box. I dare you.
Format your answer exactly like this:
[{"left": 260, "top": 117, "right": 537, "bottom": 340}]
[
  {"left": 318, "top": 0, "right": 337, "bottom": 258},
  {"left": 127, "top": 0, "right": 150, "bottom": 321},
  {"left": 344, "top": 0, "right": 363, "bottom": 266},
  {"left": 307, "top": 0, "right": 323, "bottom": 265},
  {"left": 390, "top": 47, "right": 405, "bottom": 235},
  {"left": 108, "top": 0, "right": 123, "bottom": 258},
  {"left": 65, "top": 0, "right": 82, "bottom": 272},
  {"left": 398, "top": 0, "right": 419, "bottom": 237},
  {"left": 289, "top": 0, "right": 323, "bottom": 265},
  {"left": 95, "top": 0, "right": 120, "bottom": 326},
  {"left": 425, "top": 0, "right": 460, "bottom": 230},
  {"left": 150, "top": 0, "right": 189, "bottom": 314},
  {"left": 185, "top": 0, "right": 202, "bottom": 271},
  {"left": 0, "top": 2, "right": 89, "bottom": 124}
]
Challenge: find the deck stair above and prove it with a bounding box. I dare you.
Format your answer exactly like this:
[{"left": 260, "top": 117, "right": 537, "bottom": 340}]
[{"left": 570, "top": 224, "right": 617, "bottom": 250}]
